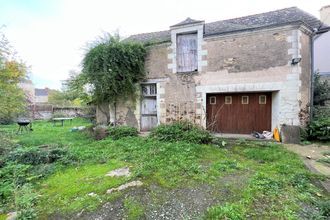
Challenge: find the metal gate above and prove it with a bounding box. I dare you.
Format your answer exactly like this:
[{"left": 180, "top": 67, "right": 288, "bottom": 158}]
[{"left": 141, "top": 84, "right": 158, "bottom": 131}]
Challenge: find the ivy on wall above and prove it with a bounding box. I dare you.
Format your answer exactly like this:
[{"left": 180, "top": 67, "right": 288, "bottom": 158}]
[{"left": 81, "top": 34, "right": 146, "bottom": 123}]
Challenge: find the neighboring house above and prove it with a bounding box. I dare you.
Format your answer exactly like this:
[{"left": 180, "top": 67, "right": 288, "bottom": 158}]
[
  {"left": 19, "top": 79, "right": 35, "bottom": 103},
  {"left": 35, "top": 88, "right": 49, "bottom": 103},
  {"left": 314, "top": 5, "right": 330, "bottom": 82},
  {"left": 97, "top": 7, "right": 326, "bottom": 136}
]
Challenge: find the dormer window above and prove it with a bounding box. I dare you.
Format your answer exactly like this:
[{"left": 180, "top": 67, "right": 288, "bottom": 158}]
[
  {"left": 168, "top": 17, "right": 207, "bottom": 74},
  {"left": 177, "top": 33, "right": 198, "bottom": 73}
]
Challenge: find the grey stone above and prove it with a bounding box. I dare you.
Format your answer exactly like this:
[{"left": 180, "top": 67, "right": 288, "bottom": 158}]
[
  {"left": 105, "top": 167, "right": 131, "bottom": 177},
  {"left": 106, "top": 181, "right": 143, "bottom": 194}
]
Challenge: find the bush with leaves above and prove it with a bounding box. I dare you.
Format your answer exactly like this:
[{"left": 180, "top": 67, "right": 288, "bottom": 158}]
[
  {"left": 306, "top": 117, "right": 330, "bottom": 141},
  {"left": 108, "top": 125, "right": 138, "bottom": 140},
  {"left": 7, "top": 146, "right": 70, "bottom": 165},
  {"left": 0, "top": 143, "right": 74, "bottom": 211},
  {"left": 306, "top": 73, "right": 330, "bottom": 141},
  {"left": 80, "top": 34, "right": 146, "bottom": 124},
  {"left": 313, "top": 73, "right": 330, "bottom": 107},
  {"left": 150, "top": 121, "right": 212, "bottom": 144}
]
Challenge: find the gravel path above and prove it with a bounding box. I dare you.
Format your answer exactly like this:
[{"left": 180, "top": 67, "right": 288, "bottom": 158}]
[{"left": 76, "top": 173, "right": 250, "bottom": 220}]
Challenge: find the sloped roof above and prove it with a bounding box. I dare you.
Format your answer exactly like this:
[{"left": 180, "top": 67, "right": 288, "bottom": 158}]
[
  {"left": 125, "top": 7, "right": 324, "bottom": 43},
  {"left": 170, "top": 17, "right": 204, "bottom": 27},
  {"left": 35, "top": 88, "right": 48, "bottom": 96}
]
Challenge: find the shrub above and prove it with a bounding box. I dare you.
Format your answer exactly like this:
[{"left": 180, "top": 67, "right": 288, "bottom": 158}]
[
  {"left": 6, "top": 146, "right": 70, "bottom": 165},
  {"left": 108, "top": 126, "right": 138, "bottom": 140},
  {"left": 0, "top": 163, "right": 31, "bottom": 206},
  {"left": 306, "top": 117, "right": 330, "bottom": 141},
  {"left": 150, "top": 121, "right": 212, "bottom": 144}
]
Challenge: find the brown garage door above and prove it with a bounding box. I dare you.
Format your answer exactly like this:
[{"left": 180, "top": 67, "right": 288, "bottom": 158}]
[{"left": 206, "top": 93, "right": 271, "bottom": 134}]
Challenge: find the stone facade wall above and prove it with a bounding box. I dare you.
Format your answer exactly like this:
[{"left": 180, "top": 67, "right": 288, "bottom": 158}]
[
  {"left": 145, "top": 44, "right": 171, "bottom": 78},
  {"left": 97, "top": 25, "right": 312, "bottom": 132},
  {"left": 30, "top": 105, "right": 88, "bottom": 120},
  {"left": 205, "top": 31, "right": 290, "bottom": 73},
  {"left": 299, "top": 32, "right": 312, "bottom": 124}
]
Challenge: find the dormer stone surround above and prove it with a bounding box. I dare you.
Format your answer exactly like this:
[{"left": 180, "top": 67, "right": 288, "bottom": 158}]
[{"left": 167, "top": 18, "right": 208, "bottom": 73}]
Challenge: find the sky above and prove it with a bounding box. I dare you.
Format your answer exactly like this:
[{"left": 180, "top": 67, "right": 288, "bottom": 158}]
[{"left": 0, "top": 0, "right": 329, "bottom": 89}]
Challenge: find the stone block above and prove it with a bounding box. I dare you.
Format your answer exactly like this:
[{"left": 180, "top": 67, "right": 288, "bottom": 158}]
[{"left": 280, "top": 124, "right": 301, "bottom": 144}]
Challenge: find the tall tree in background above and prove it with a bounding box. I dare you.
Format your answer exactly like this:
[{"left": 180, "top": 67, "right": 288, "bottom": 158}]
[
  {"left": 62, "top": 70, "right": 91, "bottom": 105},
  {"left": 0, "top": 28, "right": 27, "bottom": 123}
]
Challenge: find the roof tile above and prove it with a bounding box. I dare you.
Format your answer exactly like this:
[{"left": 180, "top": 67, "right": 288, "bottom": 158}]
[{"left": 125, "top": 7, "right": 324, "bottom": 43}]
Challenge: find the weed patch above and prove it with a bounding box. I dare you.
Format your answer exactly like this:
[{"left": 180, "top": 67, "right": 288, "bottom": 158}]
[
  {"left": 108, "top": 126, "right": 138, "bottom": 140},
  {"left": 205, "top": 203, "right": 245, "bottom": 219},
  {"left": 0, "top": 120, "right": 329, "bottom": 219},
  {"left": 124, "top": 197, "right": 144, "bottom": 220},
  {"left": 150, "top": 121, "right": 212, "bottom": 144}
]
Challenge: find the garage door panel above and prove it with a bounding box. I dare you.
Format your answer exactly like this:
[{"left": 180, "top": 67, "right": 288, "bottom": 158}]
[{"left": 206, "top": 93, "right": 271, "bottom": 134}]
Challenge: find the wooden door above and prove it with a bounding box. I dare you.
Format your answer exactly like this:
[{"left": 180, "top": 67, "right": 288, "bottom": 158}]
[
  {"left": 206, "top": 93, "right": 271, "bottom": 134},
  {"left": 141, "top": 84, "right": 158, "bottom": 131}
]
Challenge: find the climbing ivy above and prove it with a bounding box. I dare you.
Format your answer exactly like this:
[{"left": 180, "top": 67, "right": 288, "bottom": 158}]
[{"left": 81, "top": 34, "right": 146, "bottom": 109}]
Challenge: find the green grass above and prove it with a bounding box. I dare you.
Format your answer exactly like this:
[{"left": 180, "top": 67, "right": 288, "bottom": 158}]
[
  {"left": 317, "top": 157, "right": 330, "bottom": 166},
  {"left": 1, "top": 119, "right": 329, "bottom": 219},
  {"left": 38, "top": 160, "right": 127, "bottom": 214},
  {"left": 0, "top": 118, "right": 92, "bottom": 147},
  {"left": 124, "top": 197, "right": 145, "bottom": 220},
  {"left": 204, "top": 142, "right": 325, "bottom": 219},
  {"left": 0, "top": 214, "right": 7, "bottom": 220}
]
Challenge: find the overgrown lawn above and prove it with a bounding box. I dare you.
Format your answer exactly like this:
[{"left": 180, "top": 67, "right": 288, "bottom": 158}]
[{"left": 0, "top": 119, "right": 329, "bottom": 219}]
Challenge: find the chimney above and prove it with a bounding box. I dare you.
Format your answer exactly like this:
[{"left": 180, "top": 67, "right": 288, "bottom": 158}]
[{"left": 320, "top": 5, "right": 330, "bottom": 25}]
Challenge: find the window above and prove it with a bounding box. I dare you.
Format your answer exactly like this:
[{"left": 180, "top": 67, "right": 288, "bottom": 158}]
[
  {"left": 177, "top": 33, "right": 197, "bottom": 72},
  {"left": 242, "top": 96, "right": 249, "bottom": 104},
  {"left": 142, "top": 84, "right": 157, "bottom": 96},
  {"left": 210, "top": 96, "right": 216, "bottom": 105},
  {"left": 225, "top": 96, "right": 232, "bottom": 104},
  {"left": 259, "top": 95, "right": 266, "bottom": 104}
]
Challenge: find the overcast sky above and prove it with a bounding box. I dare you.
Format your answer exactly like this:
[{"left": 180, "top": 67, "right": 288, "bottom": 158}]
[{"left": 1, "top": 0, "right": 329, "bottom": 89}]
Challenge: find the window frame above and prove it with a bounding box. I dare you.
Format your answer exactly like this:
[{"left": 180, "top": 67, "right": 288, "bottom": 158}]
[
  {"left": 176, "top": 33, "right": 198, "bottom": 73},
  {"left": 141, "top": 84, "right": 157, "bottom": 97},
  {"left": 225, "top": 96, "right": 232, "bottom": 104},
  {"left": 259, "top": 95, "right": 267, "bottom": 104},
  {"left": 241, "top": 96, "right": 249, "bottom": 104},
  {"left": 209, "top": 96, "right": 216, "bottom": 105}
]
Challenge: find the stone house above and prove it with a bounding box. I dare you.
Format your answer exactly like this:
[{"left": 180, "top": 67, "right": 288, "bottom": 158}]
[{"left": 97, "top": 7, "right": 327, "bottom": 135}]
